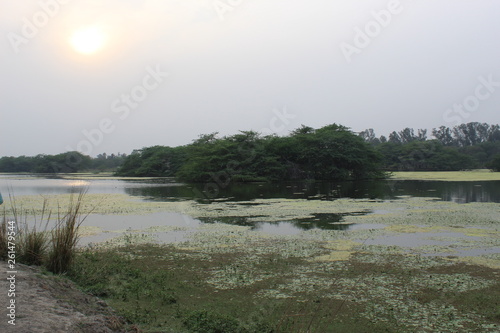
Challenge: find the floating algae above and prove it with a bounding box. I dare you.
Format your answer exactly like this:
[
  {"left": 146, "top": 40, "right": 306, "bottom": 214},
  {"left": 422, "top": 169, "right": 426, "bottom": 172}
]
[{"left": 312, "top": 239, "right": 362, "bottom": 262}]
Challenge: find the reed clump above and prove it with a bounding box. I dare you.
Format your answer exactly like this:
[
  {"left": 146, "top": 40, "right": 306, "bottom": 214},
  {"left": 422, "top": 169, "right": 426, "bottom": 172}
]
[
  {"left": 16, "top": 198, "right": 50, "bottom": 266},
  {"left": 0, "top": 189, "right": 90, "bottom": 274},
  {"left": 46, "top": 190, "right": 88, "bottom": 274},
  {"left": 0, "top": 217, "right": 7, "bottom": 261}
]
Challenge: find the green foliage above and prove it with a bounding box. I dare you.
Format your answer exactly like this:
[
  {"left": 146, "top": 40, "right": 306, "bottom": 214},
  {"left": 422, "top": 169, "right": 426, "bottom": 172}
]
[
  {"left": 0, "top": 152, "right": 95, "bottom": 173},
  {"left": 366, "top": 122, "right": 500, "bottom": 171},
  {"left": 291, "top": 124, "right": 385, "bottom": 180},
  {"left": 183, "top": 310, "right": 243, "bottom": 333},
  {"left": 115, "top": 146, "right": 186, "bottom": 177},
  {"left": 486, "top": 154, "right": 500, "bottom": 172},
  {"left": 91, "top": 153, "right": 127, "bottom": 171},
  {"left": 377, "top": 140, "right": 477, "bottom": 171},
  {"left": 116, "top": 124, "right": 385, "bottom": 182},
  {"left": 68, "top": 249, "right": 132, "bottom": 297},
  {"left": 0, "top": 152, "right": 126, "bottom": 174}
]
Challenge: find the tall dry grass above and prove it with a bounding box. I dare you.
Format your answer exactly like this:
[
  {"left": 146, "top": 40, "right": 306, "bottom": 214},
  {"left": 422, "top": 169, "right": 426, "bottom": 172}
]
[
  {"left": 46, "top": 189, "right": 90, "bottom": 274},
  {"left": 1, "top": 194, "right": 50, "bottom": 266},
  {"left": 0, "top": 189, "right": 91, "bottom": 274},
  {"left": 0, "top": 215, "right": 7, "bottom": 261}
]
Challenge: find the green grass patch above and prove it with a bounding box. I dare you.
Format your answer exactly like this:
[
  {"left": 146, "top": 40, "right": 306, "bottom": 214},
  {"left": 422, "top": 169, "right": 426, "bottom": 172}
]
[{"left": 66, "top": 243, "right": 499, "bottom": 332}]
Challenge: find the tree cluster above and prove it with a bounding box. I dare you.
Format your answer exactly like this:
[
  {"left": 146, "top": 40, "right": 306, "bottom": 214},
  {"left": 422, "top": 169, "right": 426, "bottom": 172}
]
[
  {"left": 116, "top": 124, "right": 386, "bottom": 182},
  {"left": 359, "top": 122, "right": 500, "bottom": 171},
  {"left": 0, "top": 152, "right": 127, "bottom": 174}
]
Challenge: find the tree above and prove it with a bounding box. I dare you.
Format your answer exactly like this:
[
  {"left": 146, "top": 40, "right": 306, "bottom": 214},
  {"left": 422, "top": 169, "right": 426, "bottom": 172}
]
[
  {"left": 397, "top": 128, "right": 427, "bottom": 144},
  {"left": 359, "top": 128, "right": 381, "bottom": 145},
  {"left": 452, "top": 122, "right": 490, "bottom": 147},
  {"left": 116, "top": 146, "right": 186, "bottom": 177},
  {"left": 377, "top": 140, "right": 475, "bottom": 171},
  {"left": 487, "top": 154, "right": 500, "bottom": 171},
  {"left": 388, "top": 131, "right": 402, "bottom": 144},
  {"left": 175, "top": 124, "right": 385, "bottom": 182},
  {"left": 487, "top": 124, "right": 500, "bottom": 142},
  {"left": 291, "top": 125, "right": 315, "bottom": 135},
  {"left": 432, "top": 126, "right": 456, "bottom": 146}
]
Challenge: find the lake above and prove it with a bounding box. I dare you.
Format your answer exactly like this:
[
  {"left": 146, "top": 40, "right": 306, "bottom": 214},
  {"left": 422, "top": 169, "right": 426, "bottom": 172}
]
[
  {"left": 2, "top": 173, "right": 499, "bottom": 203},
  {"left": 1, "top": 173, "right": 500, "bottom": 246}
]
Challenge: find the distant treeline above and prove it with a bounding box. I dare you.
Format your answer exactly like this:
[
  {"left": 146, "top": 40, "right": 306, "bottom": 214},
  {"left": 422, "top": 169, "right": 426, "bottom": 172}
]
[
  {"left": 0, "top": 152, "right": 126, "bottom": 174},
  {"left": 2, "top": 122, "right": 499, "bottom": 179},
  {"left": 116, "top": 124, "right": 386, "bottom": 182},
  {"left": 359, "top": 122, "right": 500, "bottom": 171}
]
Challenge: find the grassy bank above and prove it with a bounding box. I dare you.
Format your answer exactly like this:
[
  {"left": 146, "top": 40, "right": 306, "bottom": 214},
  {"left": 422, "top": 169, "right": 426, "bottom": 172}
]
[
  {"left": 67, "top": 233, "right": 500, "bottom": 332},
  {"left": 390, "top": 169, "right": 500, "bottom": 181}
]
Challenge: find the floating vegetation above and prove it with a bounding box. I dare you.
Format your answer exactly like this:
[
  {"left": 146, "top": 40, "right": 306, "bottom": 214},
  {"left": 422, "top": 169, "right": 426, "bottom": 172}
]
[
  {"left": 78, "top": 226, "right": 103, "bottom": 237},
  {"left": 39, "top": 190, "right": 497, "bottom": 332},
  {"left": 9, "top": 194, "right": 499, "bottom": 269},
  {"left": 312, "top": 239, "right": 361, "bottom": 262}
]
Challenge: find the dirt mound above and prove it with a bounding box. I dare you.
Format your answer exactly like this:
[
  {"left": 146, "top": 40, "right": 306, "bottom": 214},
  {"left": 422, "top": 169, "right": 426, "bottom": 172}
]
[{"left": 0, "top": 261, "right": 133, "bottom": 333}]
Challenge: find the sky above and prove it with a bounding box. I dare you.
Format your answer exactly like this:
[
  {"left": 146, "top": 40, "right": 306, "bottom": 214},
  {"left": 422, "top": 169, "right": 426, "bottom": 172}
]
[{"left": 1, "top": 0, "right": 499, "bottom": 157}]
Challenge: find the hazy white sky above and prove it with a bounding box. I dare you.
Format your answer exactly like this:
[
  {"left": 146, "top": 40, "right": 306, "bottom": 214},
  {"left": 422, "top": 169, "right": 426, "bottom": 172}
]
[{"left": 1, "top": 0, "right": 499, "bottom": 156}]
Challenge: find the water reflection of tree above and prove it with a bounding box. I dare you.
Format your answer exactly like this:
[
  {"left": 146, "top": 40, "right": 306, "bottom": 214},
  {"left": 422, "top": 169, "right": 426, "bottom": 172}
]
[{"left": 123, "top": 180, "right": 500, "bottom": 204}]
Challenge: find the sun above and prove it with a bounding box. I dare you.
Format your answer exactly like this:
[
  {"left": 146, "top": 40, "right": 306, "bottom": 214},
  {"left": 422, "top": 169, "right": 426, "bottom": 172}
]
[{"left": 70, "top": 26, "right": 108, "bottom": 55}]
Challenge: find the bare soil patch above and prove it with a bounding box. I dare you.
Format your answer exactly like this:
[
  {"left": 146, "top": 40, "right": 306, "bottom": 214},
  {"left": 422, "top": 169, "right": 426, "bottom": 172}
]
[{"left": 0, "top": 261, "right": 133, "bottom": 333}]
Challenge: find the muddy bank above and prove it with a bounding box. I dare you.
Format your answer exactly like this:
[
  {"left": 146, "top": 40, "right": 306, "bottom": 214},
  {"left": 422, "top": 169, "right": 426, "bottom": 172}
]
[{"left": 0, "top": 261, "right": 132, "bottom": 333}]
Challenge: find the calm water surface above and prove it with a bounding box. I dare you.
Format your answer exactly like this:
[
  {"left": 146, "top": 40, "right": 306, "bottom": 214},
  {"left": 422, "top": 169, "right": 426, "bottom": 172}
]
[
  {"left": 1, "top": 174, "right": 499, "bottom": 239},
  {"left": 2, "top": 174, "right": 499, "bottom": 203}
]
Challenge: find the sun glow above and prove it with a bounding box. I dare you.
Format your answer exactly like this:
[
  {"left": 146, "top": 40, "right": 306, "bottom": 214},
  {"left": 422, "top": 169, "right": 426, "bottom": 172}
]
[{"left": 70, "top": 26, "right": 108, "bottom": 55}]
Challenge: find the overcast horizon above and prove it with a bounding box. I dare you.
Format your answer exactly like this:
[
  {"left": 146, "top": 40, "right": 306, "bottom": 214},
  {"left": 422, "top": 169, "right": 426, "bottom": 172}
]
[{"left": 1, "top": 0, "right": 499, "bottom": 157}]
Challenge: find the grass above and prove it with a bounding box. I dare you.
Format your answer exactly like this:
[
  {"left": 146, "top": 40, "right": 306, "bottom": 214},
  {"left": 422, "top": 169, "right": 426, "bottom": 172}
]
[
  {"left": 390, "top": 169, "right": 500, "bottom": 181},
  {"left": 46, "top": 190, "right": 90, "bottom": 274},
  {"left": 0, "top": 189, "right": 90, "bottom": 274},
  {"left": 68, "top": 245, "right": 405, "bottom": 332},
  {"left": 16, "top": 198, "right": 51, "bottom": 266},
  {"left": 1, "top": 195, "right": 50, "bottom": 265},
  {"left": 0, "top": 217, "right": 7, "bottom": 261},
  {"left": 65, "top": 239, "right": 500, "bottom": 333}
]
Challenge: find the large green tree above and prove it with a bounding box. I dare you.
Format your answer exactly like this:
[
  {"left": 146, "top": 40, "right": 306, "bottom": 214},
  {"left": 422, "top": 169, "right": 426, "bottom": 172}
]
[{"left": 174, "top": 124, "right": 385, "bottom": 182}]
